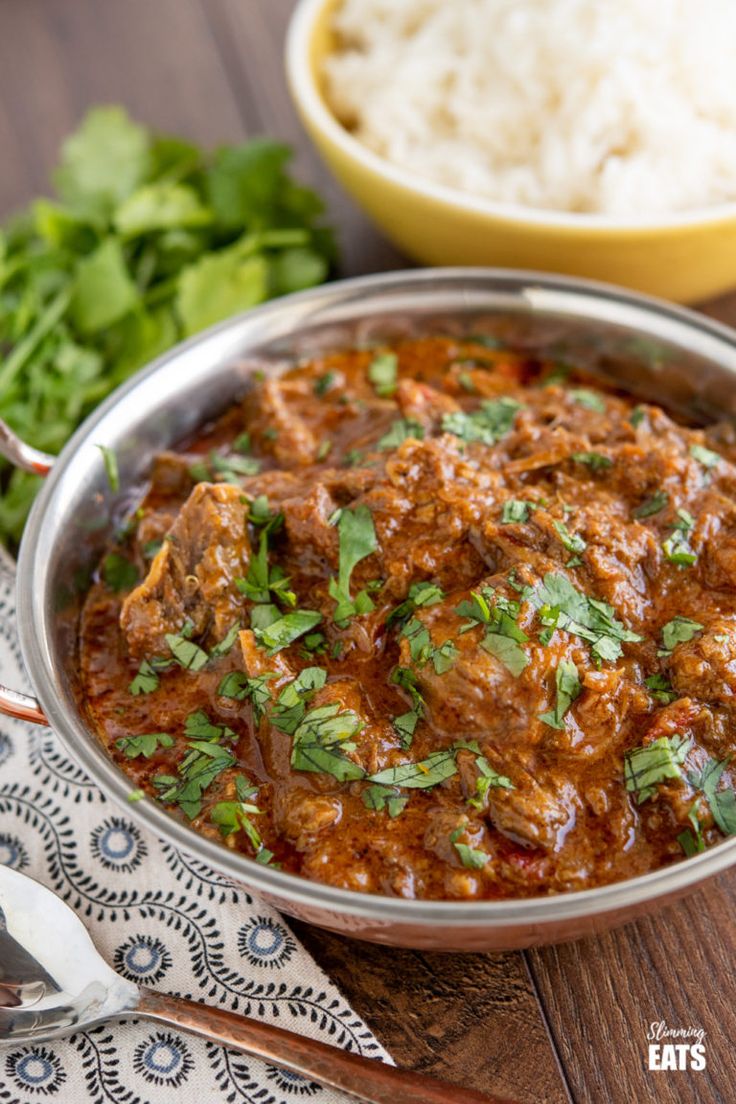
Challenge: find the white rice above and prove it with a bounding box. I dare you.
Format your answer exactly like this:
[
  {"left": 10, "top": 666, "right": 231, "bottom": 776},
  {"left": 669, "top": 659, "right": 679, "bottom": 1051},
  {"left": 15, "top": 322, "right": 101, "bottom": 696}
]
[{"left": 323, "top": 0, "right": 736, "bottom": 216}]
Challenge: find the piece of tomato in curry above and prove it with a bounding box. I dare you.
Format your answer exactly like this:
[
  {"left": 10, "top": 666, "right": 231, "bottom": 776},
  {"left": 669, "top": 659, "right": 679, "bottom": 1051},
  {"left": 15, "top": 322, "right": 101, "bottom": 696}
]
[{"left": 80, "top": 335, "right": 736, "bottom": 900}]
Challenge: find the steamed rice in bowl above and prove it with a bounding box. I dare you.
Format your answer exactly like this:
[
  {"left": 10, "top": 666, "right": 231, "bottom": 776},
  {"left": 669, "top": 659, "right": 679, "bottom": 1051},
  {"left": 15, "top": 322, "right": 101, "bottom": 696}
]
[{"left": 323, "top": 0, "right": 736, "bottom": 217}]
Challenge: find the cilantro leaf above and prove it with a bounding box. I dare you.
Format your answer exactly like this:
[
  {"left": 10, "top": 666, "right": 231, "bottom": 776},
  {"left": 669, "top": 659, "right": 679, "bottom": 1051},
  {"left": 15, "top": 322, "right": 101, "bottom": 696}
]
[
  {"left": 690, "top": 443, "right": 721, "bottom": 470},
  {"left": 362, "top": 783, "right": 408, "bottom": 817},
  {"left": 568, "top": 388, "right": 606, "bottom": 413},
  {"left": 633, "top": 491, "right": 669, "bottom": 519},
  {"left": 217, "top": 670, "right": 275, "bottom": 720},
  {"left": 165, "top": 632, "right": 209, "bottom": 671},
  {"left": 290, "top": 702, "right": 365, "bottom": 781},
  {"left": 624, "top": 735, "right": 691, "bottom": 803},
  {"left": 254, "top": 609, "right": 322, "bottom": 655},
  {"left": 368, "top": 748, "right": 458, "bottom": 789},
  {"left": 368, "top": 352, "right": 398, "bottom": 397},
  {"left": 690, "top": 757, "right": 736, "bottom": 837},
  {"left": 329, "top": 505, "right": 377, "bottom": 623},
  {"left": 377, "top": 418, "right": 425, "bottom": 450},
  {"left": 441, "top": 397, "right": 521, "bottom": 445},
  {"left": 660, "top": 616, "right": 703, "bottom": 653},
  {"left": 450, "top": 827, "right": 489, "bottom": 869},
  {"left": 529, "top": 572, "right": 641, "bottom": 663},
  {"left": 96, "top": 444, "right": 120, "bottom": 492},
  {"left": 129, "top": 658, "right": 160, "bottom": 695},
  {"left": 571, "top": 452, "right": 612, "bottom": 472},
  {"left": 539, "top": 659, "right": 582, "bottom": 729},
  {"left": 501, "top": 499, "right": 535, "bottom": 523},
  {"left": 116, "top": 732, "right": 174, "bottom": 759},
  {"left": 102, "top": 552, "right": 137, "bottom": 592}
]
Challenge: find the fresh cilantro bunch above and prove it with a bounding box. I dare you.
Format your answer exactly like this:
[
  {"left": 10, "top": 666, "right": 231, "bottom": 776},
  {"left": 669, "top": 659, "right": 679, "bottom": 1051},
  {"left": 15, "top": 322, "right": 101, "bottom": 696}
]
[{"left": 0, "top": 106, "right": 335, "bottom": 547}]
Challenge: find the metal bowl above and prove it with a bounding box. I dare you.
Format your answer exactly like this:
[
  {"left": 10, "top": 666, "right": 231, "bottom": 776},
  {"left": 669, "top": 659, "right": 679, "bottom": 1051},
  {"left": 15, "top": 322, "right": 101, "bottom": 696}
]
[{"left": 5, "top": 268, "right": 736, "bottom": 951}]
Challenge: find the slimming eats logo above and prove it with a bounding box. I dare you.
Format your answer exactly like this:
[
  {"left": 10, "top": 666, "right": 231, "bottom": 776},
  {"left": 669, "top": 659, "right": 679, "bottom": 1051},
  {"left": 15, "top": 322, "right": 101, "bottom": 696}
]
[{"left": 647, "top": 1021, "right": 707, "bottom": 1071}]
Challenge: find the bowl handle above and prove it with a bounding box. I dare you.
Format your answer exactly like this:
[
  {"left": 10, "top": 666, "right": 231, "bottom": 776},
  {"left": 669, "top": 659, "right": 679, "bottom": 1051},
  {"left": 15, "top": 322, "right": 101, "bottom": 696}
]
[
  {"left": 0, "top": 419, "right": 55, "bottom": 476},
  {"left": 0, "top": 686, "right": 49, "bottom": 726},
  {"left": 0, "top": 421, "right": 53, "bottom": 726}
]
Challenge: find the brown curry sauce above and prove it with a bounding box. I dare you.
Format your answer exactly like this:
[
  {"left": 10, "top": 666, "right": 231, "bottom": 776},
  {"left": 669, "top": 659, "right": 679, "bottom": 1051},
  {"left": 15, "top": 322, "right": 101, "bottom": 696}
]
[{"left": 79, "top": 336, "right": 736, "bottom": 900}]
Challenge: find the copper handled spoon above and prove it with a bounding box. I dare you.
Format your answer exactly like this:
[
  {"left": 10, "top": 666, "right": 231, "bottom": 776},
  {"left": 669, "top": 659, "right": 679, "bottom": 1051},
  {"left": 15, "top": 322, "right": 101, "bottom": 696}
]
[{"left": 0, "top": 865, "right": 511, "bottom": 1104}]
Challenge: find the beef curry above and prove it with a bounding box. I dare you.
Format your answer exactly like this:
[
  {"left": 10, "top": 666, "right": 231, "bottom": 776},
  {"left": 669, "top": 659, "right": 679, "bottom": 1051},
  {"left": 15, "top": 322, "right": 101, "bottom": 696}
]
[{"left": 80, "top": 335, "right": 736, "bottom": 900}]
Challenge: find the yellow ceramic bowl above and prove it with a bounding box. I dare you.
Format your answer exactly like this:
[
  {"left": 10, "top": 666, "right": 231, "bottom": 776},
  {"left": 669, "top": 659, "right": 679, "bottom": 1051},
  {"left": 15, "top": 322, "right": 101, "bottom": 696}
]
[{"left": 286, "top": 0, "right": 736, "bottom": 303}]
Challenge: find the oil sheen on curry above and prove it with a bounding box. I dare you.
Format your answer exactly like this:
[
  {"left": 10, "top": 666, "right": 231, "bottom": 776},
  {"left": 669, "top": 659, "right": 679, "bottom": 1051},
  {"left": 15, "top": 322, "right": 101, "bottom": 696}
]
[{"left": 80, "top": 336, "right": 736, "bottom": 900}]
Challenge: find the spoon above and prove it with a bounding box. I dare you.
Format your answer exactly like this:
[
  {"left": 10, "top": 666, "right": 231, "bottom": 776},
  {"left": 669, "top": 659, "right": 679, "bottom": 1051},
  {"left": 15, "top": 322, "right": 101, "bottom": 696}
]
[{"left": 0, "top": 866, "right": 511, "bottom": 1104}]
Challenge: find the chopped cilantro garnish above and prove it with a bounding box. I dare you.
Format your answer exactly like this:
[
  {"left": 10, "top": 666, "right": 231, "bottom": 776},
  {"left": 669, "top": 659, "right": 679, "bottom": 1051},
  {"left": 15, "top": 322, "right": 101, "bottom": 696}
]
[
  {"left": 116, "top": 732, "right": 174, "bottom": 759},
  {"left": 165, "top": 631, "right": 209, "bottom": 671},
  {"left": 314, "top": 371, "right": 337, "bottom": 397},
  {"left": 539, "top": 659, "right": 581, "bottom": 729},
  {"left": 401, "top": 618, "right": 458, "bottom": 675},
  {"left": 450, "top": 826, "right": 489, "bottom": 869},
  {"left": 633, "top": 490, "right": 668, "bottom": 519},
  {"left": 456, "top": 587, "right": 529, "bottom": 676},
  {"left": 501, "top": 499, "right": 536, "bottom": 524},
  {"left": 571, "top": 451, "right": 612, "bottom": 471},
  {"left": 689, "top": 757, "right": 736, "bottom": 837},
  {"left": 153, "top": 727, "right": 236, "bottom": 819},
  {"left": 328, "top": 504, "right": 378, "bottom": 624},
  {"left": 624, "top": 735, "right": 691, "bottom": 804},
  {"left": 441, "top": 397, "right": 521, "bottom": 445},
  {"left": 690, "top": 443, "right": 721, "bottom": 470},
  {"left": 387, "top": 581, "right": 444, "bottom": 626},
  {"left": 662, "top": 508, "right": 697, "bottom": 567},
  {"left": 237, "top": 528, "right": 295, "bottom": 607},
  {"left": 568, "top": 387, "right": 605, "bottom": 413},
  {"left": 102, "top": 552, "right": 137, "bottom": 592},
  {"left": 377, "top": 418, "right": 425, "bottom": 450},
  {"left": 630, "top": 406, "right": 646, "bottom": 428},
  {"left": 368, "top": 351, "right": 398, "bottom": 397},
  {"left": 233, "top": 432, "right": 251, "bottom": 454},
  {"left": 209, "top": 620, "right": 241, "bottom": 660},
  {"left": 129, "top": 658, "right": 160, "bottom": 695},
  {"left": 184, "top": 709, "right": 235, "bottom": 742},
  {"left": 210, "top": 776, "right": 275, "bottom": 864},
  {"left": 468, "top": 753, "right": 513, "bottom": 809},
  {"left": 659, "top": 616, "right": 702, "bottom": 653},
  {"left": 678, "top": 799, "right": 705, "bottom": 857},
  {"left": 254, "top": 609, "right": 323, "bottom": 655},
  {"left": 368, "top": 748, "right": 458, "bottom": 789},
  {"left": 290, "top": 702, "right": 365, "bottom": 781},
  {"left": 96, "top": 444, "right": 120, "bottom": 492},
  {"left": 553, "top": 519, "right": 586, "bottom": 557},
  {"left": 644, "top": 674, "right": 677, "bottom": 705},
  {"left": 217, "top": 670, "right": 275, "bottom": 720},
  {"left": 209, "top": 450, "right": 261, "bottom": 481},
  {"left": 528, "top": 572, "right": 641, "bottom": 664},
  {"left": 270, "top": 667, "right": 328, "bottom": 735},
  {"left": 362, "top": 783, "right": 408, "bottom": 817}
]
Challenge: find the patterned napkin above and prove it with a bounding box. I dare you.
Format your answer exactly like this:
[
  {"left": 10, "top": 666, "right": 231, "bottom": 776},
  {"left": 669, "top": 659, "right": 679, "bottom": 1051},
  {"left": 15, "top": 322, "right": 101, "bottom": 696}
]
[{"left": 0, "top": 551, "right": 389, "bottom": 1104}]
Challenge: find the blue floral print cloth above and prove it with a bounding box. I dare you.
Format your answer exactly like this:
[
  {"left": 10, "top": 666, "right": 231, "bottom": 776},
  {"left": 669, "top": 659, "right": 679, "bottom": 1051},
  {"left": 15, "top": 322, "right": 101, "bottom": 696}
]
[{"left": 0, "top": 553, "right": 389, "bottom": 1103}]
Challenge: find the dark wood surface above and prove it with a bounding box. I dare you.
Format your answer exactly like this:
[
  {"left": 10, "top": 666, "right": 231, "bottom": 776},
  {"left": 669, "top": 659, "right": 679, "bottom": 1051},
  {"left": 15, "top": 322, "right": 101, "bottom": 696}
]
[{"left": 1, "top": 3, "right": 734, "bottom": 1101}]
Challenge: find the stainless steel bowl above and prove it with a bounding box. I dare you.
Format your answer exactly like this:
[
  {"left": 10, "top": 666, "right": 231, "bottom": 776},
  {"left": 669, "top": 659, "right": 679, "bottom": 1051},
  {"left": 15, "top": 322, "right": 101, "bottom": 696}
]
[{"left": 4, "top": 268, "right": 736, "bottom": 951}]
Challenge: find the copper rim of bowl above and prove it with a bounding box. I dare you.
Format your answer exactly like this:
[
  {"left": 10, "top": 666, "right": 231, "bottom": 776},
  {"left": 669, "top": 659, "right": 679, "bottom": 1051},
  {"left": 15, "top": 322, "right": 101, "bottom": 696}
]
[
  {"left": 286, "top": 0, "right": 736, "bottom": 233},
  {"left": 16, "top": 267, "right": 736, "bottom": 934}
]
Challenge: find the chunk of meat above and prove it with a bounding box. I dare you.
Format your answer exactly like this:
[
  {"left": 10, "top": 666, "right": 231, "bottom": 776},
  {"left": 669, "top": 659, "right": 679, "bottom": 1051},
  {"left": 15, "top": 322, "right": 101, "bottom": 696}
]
[
  {"left": 245, "top": 379, "right": 319, "bottom": 466},
  {"left": 363, "top": 437, "right": 499, "bottom": 593},
  {"left": 282, "top": 484, "right": 340, "bottom": 570},
  {"left": 487, "top": 772, "right": 577, "bottom": 852},
  {"left": 120, "top": 483, "right": 249, "bottom": 658},
  {"left": 149, "top": 450, "right": 195, "bottom": 498},
  {"left": 395, "top": 379, "right": 460, "bottom": 430},
  {"left": 669, "top": 617, "right": 736, "bottom": 704},
  {"left": 398, "top": 591, "right": 548, "bottom": 745},
  {"left": 274, "top": 788, "right": 343, "bottom": 850}
]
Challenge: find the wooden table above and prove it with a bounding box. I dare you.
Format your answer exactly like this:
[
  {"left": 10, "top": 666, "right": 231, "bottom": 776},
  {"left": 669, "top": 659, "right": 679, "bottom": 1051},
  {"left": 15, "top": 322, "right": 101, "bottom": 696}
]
[{"left": 2, "top": 3, "right": 734, "bottom": 1101}]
